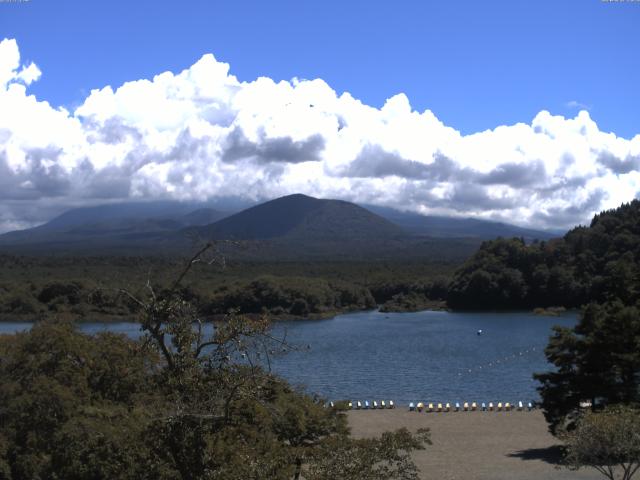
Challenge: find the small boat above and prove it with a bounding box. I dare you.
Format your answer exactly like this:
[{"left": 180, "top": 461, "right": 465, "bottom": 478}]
[
  {"left": 463, "top": 402, "right": 469, "bottom": 411},
  {"left": 417, "top": 402, "right": 424, "bottom": 412},
  {"left": 527, "top": 402, "right": 533, "bottom": 411},
  {"left": 389, "top": 400, "right": 395, "bottom": 409},
  {"left": 427, "top": 403, "right": 433, "bottom": 412},
  {"left": 505, "top": 402, "right": 511, "bottom": 411},
  {"left": 455, "top": 402, "right": 460, "bottom": 412},
  {"left": 497, "top": 402, "right": 503, "bottom": 411},
  {"left": 445, "top": 402, "right": 451, "bottom": 412},
  {"left": 381, "top": 400, "right": 386, "bottom": 408},
  {"left": 409, "top": 402, "right": 415, "bottom": 411},
  {"left": 365, "top": 400, "right": 370, "bottom": 409},
  {"left": 471, "top": 402, "right": 477, "bottom": 411},
  {"left": 348, "top": 401, "right": 353, "bottom": 409},
  {"left": 329, "top": 402, "right": 334, "bottom": 408},
  {"left": 357, "top": 401, "right": 362, "bottom": 409},
  {"left": 481, "top": 402, "right": 486, "bottom": 411},
  {"left": 437, "top": 403, "right": 443, "bottom": 412},
  {"left": 489, "top": 402, "right": 494, "bottom": 411},
  {"left": 517, "top": 401, "right": 523, "bottom": 411},
  {"left": 373, "top": 400, "right": 378, "bottom": 409}
]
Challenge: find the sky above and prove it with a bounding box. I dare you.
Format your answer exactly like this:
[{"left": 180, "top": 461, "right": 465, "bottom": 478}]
[{"left": 0, "top": 0, "right": 639, "bottom": 232}]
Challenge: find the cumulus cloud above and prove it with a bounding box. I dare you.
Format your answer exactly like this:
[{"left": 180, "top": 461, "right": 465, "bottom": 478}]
[{"left": 1, "top": 37, "right": 639, "bottom": 233}]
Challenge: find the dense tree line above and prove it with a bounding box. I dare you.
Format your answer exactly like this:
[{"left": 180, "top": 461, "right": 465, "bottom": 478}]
[
  {"left": 0, "top": 255, "right": 456, "bottom": 320},
  {"left": 447, "top": 200, "right": 640, "bottom": 310}
]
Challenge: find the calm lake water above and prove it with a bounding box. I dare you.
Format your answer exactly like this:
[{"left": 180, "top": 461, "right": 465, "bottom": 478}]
[{"left": 0, "top": 310, "right": 577, "bottom": 406}]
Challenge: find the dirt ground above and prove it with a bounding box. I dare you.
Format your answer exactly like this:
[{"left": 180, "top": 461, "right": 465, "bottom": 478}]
[{"left": 347, "top": 409, "right": 602, "bottom": 480}]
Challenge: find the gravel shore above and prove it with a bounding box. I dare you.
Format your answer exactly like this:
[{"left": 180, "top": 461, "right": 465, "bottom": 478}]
[{"left": 347, "top": 409, "right": 602, "bottom": 480}]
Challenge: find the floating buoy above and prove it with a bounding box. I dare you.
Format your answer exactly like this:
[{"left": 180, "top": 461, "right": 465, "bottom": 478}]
[{"left": 477, "top": 329, "right": 483, "bottom": 336}]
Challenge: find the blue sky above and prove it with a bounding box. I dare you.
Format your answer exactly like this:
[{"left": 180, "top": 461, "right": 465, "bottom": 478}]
[
  {"left": 0, "top": 0, "right": 639, "bottom": 231},
  {"left": 2, "top": 0, "right": 639, "bottom": 137}
]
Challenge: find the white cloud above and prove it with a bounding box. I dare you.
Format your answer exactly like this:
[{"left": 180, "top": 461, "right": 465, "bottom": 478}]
[{"left": 0, "top": 37, "right": 639, "bottom": 233}]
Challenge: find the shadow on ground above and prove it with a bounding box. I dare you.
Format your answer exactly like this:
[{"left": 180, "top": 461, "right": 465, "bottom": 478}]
[{"left": 508, "top": 445, "right": 565, "bottom": 465}]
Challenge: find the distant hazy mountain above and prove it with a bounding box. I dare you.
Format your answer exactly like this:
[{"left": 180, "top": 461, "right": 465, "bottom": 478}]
[
  {"left": 0, "top": 201, "right": 231, "bottom": 254},
  {"left": 195, "top": 194, "right": 404, "bottom": 241},
  {"left": 364, "top": 205, "right": 561, "bottom": 241},
  {"left": 0, "top": 194, "right": 560, "bottom": 257}
]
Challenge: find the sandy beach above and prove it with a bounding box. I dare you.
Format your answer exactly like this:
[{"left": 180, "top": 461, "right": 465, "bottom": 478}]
[{"left": 347, "top": 409, "right": 602, "bottom": 480}]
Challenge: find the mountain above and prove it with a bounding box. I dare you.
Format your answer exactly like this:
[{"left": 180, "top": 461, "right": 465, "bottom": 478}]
[
  {"left": 0, "top": 201, "right": 231, "bottom": 254},
  {"left": 196, "top": 194, "right": 404, "bottom": 241},
  {"left": 0, "top": 194, "right": 560, "bottom": 257},
  {"left": 364, "top": 205, "right": 561, "bottom": 241}
]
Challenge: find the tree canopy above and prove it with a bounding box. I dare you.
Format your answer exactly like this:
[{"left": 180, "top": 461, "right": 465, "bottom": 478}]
[{"left": 447, "top": 200, "right": 640, "bottom": 310}]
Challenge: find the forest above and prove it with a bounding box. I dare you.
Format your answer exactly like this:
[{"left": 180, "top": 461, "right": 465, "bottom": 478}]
[
  {"left": 447, "top": 200, "right": 640, "bottom": 311},
  {"left": 0, "top": 255, "right": 455, "bottom": 321}
]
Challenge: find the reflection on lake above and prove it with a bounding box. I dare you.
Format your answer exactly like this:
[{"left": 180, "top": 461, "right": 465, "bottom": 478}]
[{"left": 0, "top": 309, "right": 577, "bottom": 405}]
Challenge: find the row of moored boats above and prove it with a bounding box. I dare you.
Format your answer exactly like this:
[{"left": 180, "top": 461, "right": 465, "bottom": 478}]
[{"left": 409, "top": 401, "right": 534, "bottom": 412}]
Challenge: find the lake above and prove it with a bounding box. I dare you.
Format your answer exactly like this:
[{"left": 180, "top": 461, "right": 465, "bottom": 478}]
[{"left": 0, "top": 309, "right": 577, "bottom": 406}]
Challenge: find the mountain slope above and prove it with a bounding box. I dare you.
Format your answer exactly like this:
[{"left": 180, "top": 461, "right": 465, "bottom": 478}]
[
  {"left": 0, "top": 202, "right": 230, "bottom": 253},
  {"left": 365, "top": 205, "right": 561, "bottom": 241},
  {"left": 197, "top": 194, "right": 405, "bottom": 241}
]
